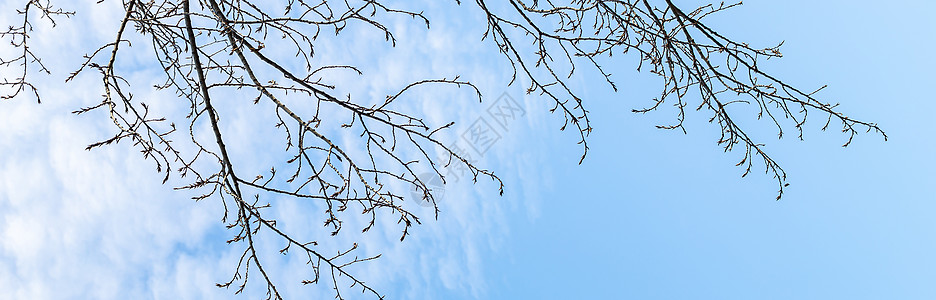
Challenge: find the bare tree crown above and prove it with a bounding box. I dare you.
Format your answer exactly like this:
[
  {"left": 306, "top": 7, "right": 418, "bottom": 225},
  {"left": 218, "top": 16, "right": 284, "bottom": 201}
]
[{"left": 1, "top": 0, "right": 885, "bottom": 298}]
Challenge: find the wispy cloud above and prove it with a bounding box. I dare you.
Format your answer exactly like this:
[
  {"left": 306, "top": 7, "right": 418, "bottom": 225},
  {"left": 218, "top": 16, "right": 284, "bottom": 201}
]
[{"left": 0, "top": 1, "right": 561, "bottom": 299}]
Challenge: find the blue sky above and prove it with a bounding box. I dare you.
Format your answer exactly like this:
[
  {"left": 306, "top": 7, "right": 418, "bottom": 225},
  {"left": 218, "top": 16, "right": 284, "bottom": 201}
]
[
  {"left": 487, "top": 1, "right": 936, "bottom": 299},
  {"left": 0, "top": 0, "right": 933, "bottom": 299}
]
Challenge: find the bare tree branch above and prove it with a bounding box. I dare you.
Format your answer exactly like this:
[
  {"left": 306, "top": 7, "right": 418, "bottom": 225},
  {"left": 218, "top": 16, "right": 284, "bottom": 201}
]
[{"left": 0, "top": 0, "right": 885, "bottom": 298}]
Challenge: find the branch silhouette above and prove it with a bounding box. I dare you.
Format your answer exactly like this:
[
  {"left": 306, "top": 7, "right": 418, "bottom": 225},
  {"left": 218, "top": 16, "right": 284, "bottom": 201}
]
[{"left": 1, "top": 0, "right": 885, "bottom": 298}]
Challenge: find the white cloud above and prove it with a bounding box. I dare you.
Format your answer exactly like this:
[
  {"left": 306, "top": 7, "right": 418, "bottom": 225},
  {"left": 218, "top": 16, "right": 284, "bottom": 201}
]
[{"left": 0, "top": 1, "right": 554, "bottom": 299}]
